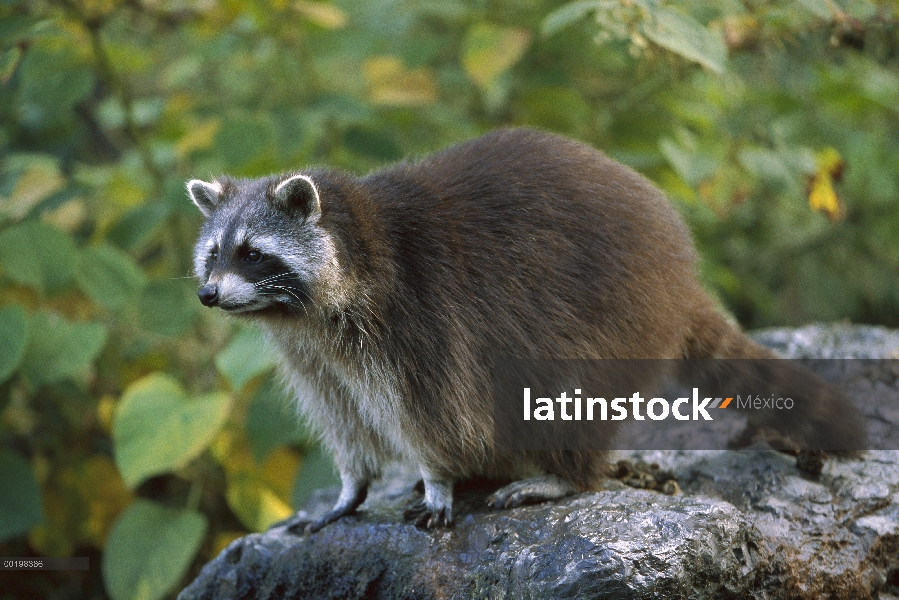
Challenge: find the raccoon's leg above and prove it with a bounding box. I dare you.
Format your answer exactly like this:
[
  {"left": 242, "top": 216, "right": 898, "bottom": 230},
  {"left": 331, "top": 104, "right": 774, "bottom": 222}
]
[
  {"left": 292, "top": 383, "right": 385, "bottom": 534},
  {"left": 486, "top": 475, "right": 577, "bottom": 509},
  {"left": 403, "top": 468, "right": 454, "bottom": 528},
  {"left": 304, "top": 471, "right": 369, "bottom": 534}
]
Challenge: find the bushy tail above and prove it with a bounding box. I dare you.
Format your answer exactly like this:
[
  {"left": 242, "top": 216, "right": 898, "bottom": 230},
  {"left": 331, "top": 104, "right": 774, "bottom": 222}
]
[{"left": 679, "top": 308, "right": 866, "bottom": 453}]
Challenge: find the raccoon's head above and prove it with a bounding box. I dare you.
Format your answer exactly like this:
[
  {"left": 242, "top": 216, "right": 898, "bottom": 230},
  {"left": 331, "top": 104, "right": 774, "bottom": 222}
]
[{"left": 187, "top": 174, "right": 341, "bottom": 315}]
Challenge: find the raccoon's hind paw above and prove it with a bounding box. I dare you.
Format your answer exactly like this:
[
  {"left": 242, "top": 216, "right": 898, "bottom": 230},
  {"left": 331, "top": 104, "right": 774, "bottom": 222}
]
[
  {"left": 487, "top": 475, "right": 577, "bottom": 509},
  {"left": 403, "top": 500, "right": 453, "bottom": 528}
]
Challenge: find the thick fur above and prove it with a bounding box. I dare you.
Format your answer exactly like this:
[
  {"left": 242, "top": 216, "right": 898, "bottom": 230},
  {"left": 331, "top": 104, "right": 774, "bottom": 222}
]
[{"left": 190, "top": 128, "right": 864, "bottom": 530}]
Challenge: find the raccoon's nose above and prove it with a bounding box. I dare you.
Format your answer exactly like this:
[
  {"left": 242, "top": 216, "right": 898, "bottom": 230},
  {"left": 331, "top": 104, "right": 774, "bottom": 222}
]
[{"left": 198, "top": 284, "right": 219, "bottom": 307}]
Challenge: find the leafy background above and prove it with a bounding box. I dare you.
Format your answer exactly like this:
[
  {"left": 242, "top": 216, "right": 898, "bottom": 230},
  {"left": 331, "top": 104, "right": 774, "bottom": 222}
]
[{"left": 1, "top": 0, "right": 897, "bottom": 598}]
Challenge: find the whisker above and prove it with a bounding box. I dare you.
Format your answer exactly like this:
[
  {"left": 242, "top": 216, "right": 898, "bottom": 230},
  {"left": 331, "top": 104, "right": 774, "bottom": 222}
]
[
  {"left": 264, "top": 285, "right": 311, "bottom": 317},
  {"left": 259, "top": 284, "right": 314, "bottom": 304},
  {"left": 254, "top": 272, "right": 297, "bottom": 286},
  {"left": 254, "top": 274, "right": 290, "bottom": 286}
]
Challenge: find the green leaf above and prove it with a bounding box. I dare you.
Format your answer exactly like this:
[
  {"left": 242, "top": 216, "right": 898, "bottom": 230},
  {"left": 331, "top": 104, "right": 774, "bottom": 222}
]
[
  {"left": 0, "top": 46, "right": 22, "bottom": 83},
  {"left": 0, "top": 305, "right": 27, "bottom": 384},
  {"left": 0, "top": 449, "right": 43, "bottom": 541},
  {"left": 641, "top": 7, "right": 727, "bottom": 74},
  {"left": 247, "top": 377, "right": 310, "bottom": 462},
  {"left": 24, "top": 185, "right": 86, "bottom": 222},
  {"left": 0, "top": 154, "right": 65, "bottom": 222},
  {"left": 858, "top": 60, "right": 899, "bottom": 112},
  {"left": 542, "top": 1, "right": 599, "bottom": 37},
  {"left": 343, "top": 126, "right": 403, "bottom": 162},
  {"left": 19, "top": 312, "right": 107, "bottom": 387},
  {"left": 0, "top": 221, "right": 76, "bottom": 294},
  {"left": 107, "top": 203, "right": 172, "bottom": 251},
  {"left": 137, "top": 280, "right": 199, "bottom": 336},
  {"left": 292, "top": 445, "right": 340, "bottom": 509},
  {"left": 793, "top": 0, "right": 834, "bottom": 19},
  {"left": 214, "top": 326, "right": 277, "bottom": 392},
  {"left": 738, "top": 147, "right": 794, "bottom": 186},
  {"left": 516, "top": 86, "right": 591, "bottom": 135},
  {"left": 659, "top": 137, "right": 718, "bottom": 186},
  {"left": 76, "top": 245, "right": 147, "bottom": 313},
  {"left": 215, "top": 113, "right": 274, "bottom": 171},
  {"left": 462, "top": 23, "right": 531, "bottom": 90},
  {"left": 102, "top": 500, "right": 207, "bottom": 600},
  {"left": 0, "top": 14, "right": 42, "bottom": 46},
  {"left": 113, "top": 373, "right": 231, "bottom": 487},
  {"left": 17, "top": 43, "right": 94, "bottom": 125}
]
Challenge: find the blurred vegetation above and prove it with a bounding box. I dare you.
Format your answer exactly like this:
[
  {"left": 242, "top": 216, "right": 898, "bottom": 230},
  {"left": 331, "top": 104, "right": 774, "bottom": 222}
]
[{"left": 0, "top": 0, "right": 897, "bottom": 598}]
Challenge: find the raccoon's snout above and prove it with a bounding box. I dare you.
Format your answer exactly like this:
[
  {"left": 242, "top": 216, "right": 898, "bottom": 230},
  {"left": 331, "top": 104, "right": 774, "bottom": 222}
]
[{"left": 198, "top": 284, "right": 219, "bottom": 307}]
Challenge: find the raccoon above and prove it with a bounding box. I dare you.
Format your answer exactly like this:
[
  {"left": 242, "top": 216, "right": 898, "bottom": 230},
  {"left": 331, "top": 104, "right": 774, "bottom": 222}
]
[{"left": 188, "top": 128, "right": 864, "bottom": 532}]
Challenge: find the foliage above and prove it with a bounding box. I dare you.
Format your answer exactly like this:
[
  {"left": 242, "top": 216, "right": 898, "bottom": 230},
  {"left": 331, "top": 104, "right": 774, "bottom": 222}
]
[{"left": 0, "top": 0, "right": 897, "bottom": 598}]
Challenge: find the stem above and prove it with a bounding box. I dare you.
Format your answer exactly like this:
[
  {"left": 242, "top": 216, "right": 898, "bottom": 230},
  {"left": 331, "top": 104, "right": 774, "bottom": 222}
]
[
  {"left": 296, "top": 26, "right": 322, "bottom": 96},
  {"left": 57, "top": 0, "right": 165, "bottom": 194},
  {"left": 186, "top": 469, "right": 204, "bottom": 512},
  {"left": 86, "top": 26, "right": 165, "bottom": 193}
]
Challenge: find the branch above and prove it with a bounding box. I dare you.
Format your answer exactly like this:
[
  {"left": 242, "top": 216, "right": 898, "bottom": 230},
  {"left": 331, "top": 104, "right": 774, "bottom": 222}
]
[{"left": 56, "top": 0, "right": 165, "bottom": 193}]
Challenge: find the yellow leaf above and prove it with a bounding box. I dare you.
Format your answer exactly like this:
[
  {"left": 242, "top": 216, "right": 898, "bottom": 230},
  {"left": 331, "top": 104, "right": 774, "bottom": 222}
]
[
  {"left": 211, "top": 531, "right": 245, "bottom": 558},
  {"left": 210, "top": 424, "right": 256, "bottom": 475},
  {"left": 808, "top": 147, "right": 846, "bottom": 222},
  {"left": 816, "top": 146, "right": 843, "bottom": 175},
  {"left": 105, "top": 170, "right": 146, "bottom": 209},
  {"left": 226, "top": 472, "right": 294, "bottom": 532},
  {"left": 81, "top": 456, "right": 133, "bottom": 547},
  {"left": 1, "top": 391, "right": 37, "bottom": 436},
  {"left": 43, "top": 199, "right": 88, "bottom": 234},
  {"left": 28, "top": 455, "right": 133, "bottom": 554},
  {"left": 462, "top": 24, "right": 531, "bottom": 89},
  {"left": 364, "top": 56, "right": 438, "bottom": 107},
  {"left": 808, "top": 172, "right": 844, "bottom": 222},
  {"left": 96, "top": 395, "right": 117, "bottom": 434},
  {"left": 175, "top": 119, "right": 221, "bottom": 158},
  {"left": 80, "top": 0, "right": 123, "bottom": 20},
  {"left": 260, "top": 447, "right": 300, "bottom": 503},
  {"left": 214, "top": 421, "right": 299, "bottom": 531},
  {"left": 293, "top": 1, "right": 348, "bottom": 29},
  {"left": 0, "top": 155, "right": 64, "bottom": 221},
  {"left": 29, "top": 495, "right": 73, "bottom": 557}
]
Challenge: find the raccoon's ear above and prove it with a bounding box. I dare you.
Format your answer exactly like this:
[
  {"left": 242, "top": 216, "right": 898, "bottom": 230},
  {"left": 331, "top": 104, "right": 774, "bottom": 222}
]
[
  {"left": 187, "top": 180, "right": 222, "bottom": 218},
  {"left": 273, "top": 175, "right": 321, "bottom": 218}
]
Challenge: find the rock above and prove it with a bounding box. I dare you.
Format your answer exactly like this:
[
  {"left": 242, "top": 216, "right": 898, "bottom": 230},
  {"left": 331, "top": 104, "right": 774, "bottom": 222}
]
[
  {"left": 180, "top": 325, "right": 899, "bottom": 600},
  {"left": 184, "top": 483, "right": 760, "bottom": 599},
  {"left": 750, "top": 323, "right": 899, "bottom": 359}
]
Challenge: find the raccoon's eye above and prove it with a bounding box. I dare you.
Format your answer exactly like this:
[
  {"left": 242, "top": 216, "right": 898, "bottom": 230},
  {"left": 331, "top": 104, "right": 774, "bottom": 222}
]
[
  {"left": 209, "top": 248, "right": 218, "bottom": 260},
  {"left": 246, "top": 250, "right": 262, "bottom": 262}
]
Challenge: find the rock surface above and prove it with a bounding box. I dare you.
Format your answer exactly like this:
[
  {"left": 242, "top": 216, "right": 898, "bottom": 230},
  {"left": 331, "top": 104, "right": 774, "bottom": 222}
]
[{"left": 180, "top": 324, "right": 899, "bottom": 600}]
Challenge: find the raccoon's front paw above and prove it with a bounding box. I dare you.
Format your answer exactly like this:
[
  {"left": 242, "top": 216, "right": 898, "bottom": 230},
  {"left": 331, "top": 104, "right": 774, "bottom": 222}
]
[
  {"left": 404, "top": 473, "right": 454, "bottom": 528},
  {"left": 403, "top": 500, "right": 453, "bottom": 528},
  {"left": 487, "top": 474, "right": 577, "bottom": 509},
  {"left": 301, "top": 507, "right": 353, "bottom": 535},
  {"left": 294, "top": 478, "right": 368, "bottom": 535}
]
